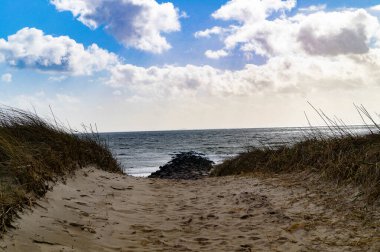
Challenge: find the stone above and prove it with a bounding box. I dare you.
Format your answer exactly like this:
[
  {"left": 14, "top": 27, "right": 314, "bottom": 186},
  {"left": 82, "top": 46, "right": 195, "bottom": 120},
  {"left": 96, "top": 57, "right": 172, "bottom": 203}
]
[{"left": 148, "top": 151, "right": 214, "bottom": 180}]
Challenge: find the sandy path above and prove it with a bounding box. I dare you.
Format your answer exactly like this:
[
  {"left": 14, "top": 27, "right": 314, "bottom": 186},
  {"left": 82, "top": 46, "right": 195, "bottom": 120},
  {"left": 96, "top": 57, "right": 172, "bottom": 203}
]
[{"left": 1, "top": 168, "right": 379, "bottom": 251}]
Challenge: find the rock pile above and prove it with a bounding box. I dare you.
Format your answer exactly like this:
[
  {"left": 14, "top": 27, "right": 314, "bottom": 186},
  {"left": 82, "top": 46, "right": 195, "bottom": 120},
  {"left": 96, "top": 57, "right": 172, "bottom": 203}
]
[{"left": 148, "top": 151, "right": 214, "bottom": 180}]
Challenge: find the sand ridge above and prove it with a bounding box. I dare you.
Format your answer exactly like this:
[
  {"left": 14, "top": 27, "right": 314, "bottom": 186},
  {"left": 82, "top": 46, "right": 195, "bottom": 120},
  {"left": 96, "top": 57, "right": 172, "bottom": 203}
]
[{"left": 1, "top": 167, "right": 379, "bottom": 251}]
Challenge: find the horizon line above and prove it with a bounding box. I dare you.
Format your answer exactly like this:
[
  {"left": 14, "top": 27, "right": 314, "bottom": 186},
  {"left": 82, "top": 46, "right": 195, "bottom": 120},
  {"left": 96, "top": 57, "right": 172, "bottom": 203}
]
[{"left": 98, "top": 124, "right": 375, "bottom": 134}]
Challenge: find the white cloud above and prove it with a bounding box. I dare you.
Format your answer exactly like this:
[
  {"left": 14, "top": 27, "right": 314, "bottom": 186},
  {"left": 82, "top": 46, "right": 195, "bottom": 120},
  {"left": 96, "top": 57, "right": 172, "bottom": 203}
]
[
  {"left": 296, "top": 10, "right": 379, "bottom": 56},
  {"left": 196, "top": 1, "right": 380, "bottom": 59},
  {"left": 211, "top": 0, "right": 296, "bottom": 23},
  {"left": 107, "top": 48, "right": 380, "bottom": 99},
  {"left": 194, "top": 26, "right": 226, "bottom": 38},
  {"left": 51, "top": 0, "right": 182, "bottom": 54},
  {"left": 298, "top": 4, "right": 326, "bottom": 13},
  {"left": 0, "top": 27, "right": 120, "bottom": 75},
  {"left": 370, "top": 5, "right": 380, "bottom": 11},
  {"left": 205, "top": 49, "right": 228, "bottom": 59},
  {"left": 1, "top": 73, "right": 12, "bottom": 83}
]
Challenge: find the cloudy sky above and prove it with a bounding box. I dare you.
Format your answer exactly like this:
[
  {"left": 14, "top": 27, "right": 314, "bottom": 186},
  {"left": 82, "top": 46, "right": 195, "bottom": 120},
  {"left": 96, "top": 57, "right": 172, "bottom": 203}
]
[{"left": 1, "top": 0, "right": 380, "bottom": 131}]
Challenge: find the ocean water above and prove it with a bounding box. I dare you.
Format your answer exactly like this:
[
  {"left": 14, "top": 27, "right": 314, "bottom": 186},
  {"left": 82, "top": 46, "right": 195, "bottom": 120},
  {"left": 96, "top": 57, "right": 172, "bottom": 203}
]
[{"left": 100, "top": 126, "right": 372, "bottom": 177}]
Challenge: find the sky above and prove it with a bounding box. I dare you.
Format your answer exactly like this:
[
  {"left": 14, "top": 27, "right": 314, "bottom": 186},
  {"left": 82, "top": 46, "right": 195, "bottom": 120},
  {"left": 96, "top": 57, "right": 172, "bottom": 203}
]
[{"left": 1, "top": 0, "right": 380, "bottom": 132}]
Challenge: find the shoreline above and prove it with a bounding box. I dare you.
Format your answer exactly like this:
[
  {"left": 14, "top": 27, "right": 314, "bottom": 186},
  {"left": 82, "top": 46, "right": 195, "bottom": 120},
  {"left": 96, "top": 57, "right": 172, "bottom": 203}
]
[{"left": 1, "top": 167, "right": 379, "bottom": 251}]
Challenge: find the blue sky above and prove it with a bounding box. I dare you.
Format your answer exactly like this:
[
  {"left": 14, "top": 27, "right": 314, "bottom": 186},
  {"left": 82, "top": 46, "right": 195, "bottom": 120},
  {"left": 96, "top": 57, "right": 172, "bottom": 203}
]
[
  {"left": 2, "top": 0, "right": 379, "bottom": 68},
  {"left": 1, "top": 0, "right": 380, "bottom": 131},
  {"left": 0, "top": 0, "right": 254, "bottom": 69}
]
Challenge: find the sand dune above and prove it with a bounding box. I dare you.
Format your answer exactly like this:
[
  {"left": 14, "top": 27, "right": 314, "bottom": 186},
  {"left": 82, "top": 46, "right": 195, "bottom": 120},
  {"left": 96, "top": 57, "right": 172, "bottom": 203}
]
[{"left": 1, "top": 168, "right": 379, "bottom": 251}]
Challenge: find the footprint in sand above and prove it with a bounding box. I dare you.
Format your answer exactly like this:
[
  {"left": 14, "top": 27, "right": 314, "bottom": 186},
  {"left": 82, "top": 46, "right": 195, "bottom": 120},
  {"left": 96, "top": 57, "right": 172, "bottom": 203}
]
[
  {"left": 32, "top": 238, "right": 62, "bottom": 246},
  {"left": 182, "top": 218, "right": 192, "bottom": 225},
  {"left": 110, "top": 185, "right": 133, "bottom": 191},
  {"left": 64, "top": 204, "right": 80, "bottom": 210},
  {"left": 240, "top": 214, "right": 253, "bottom": 219},
  {"left": 237, "top": 244, "right": 253, "bottom": 252},
  {"left": 207, "top": 213, "right": 219, "bottom": 219},
  {"left": 80, "top": 211, "right": 90, "bottom": 217},
  {"left": 69, "top": 223, "right": 96, "bottom": 234},
  {"left": 75, "top": 201, "right": 88, "bottom": 206},
  {"left": 62, "top": 197, "right": 75, "bottom": 201},
  {"left": 194, "top": 237, "right": 211, "bottom": 245}
]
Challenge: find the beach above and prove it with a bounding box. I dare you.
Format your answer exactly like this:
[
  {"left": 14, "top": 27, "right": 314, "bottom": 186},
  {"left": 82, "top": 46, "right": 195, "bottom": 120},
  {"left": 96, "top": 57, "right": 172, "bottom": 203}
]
[
  {"left": 2, "top": 0, "right": 380, "bottom": 251},
  {"left": 1, "top": 167, "right": 379, "bottom": 252}
]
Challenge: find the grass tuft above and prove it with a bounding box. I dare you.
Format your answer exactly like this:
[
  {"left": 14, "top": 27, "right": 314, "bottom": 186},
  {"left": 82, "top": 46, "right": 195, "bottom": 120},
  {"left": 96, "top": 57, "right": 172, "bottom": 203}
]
[
  {"left": 0, "top": 107, "right": 122, "bottom": 234},
  {"left": 212, "top": 106, "right": 380, "bottom": 203}
]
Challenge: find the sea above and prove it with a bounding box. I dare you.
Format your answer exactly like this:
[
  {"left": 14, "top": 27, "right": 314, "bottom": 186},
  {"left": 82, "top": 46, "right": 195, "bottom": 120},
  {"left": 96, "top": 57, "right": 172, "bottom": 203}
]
[{"left": 100, "top": 126, "right": 373, "bottom": 177}]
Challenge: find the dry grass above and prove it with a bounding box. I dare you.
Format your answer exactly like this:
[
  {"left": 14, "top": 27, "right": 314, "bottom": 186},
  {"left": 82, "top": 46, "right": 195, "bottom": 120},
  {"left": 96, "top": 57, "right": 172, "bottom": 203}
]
[
  {"left": 0, "top": 107, "right": 122, "bottom": 234},
  {"left": 212, "top": 106, "right": 380, "bottom": 203}
]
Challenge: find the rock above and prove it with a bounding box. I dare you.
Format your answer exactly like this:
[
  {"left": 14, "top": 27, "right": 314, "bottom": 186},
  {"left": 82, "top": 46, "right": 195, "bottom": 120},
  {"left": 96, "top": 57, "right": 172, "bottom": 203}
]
[{"left": 148, "top": 151, "right": 214, "bottom": 180}]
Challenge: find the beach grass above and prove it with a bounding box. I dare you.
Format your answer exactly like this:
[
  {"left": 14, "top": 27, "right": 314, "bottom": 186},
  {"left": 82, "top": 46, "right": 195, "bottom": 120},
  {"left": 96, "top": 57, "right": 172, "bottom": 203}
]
[
  {"left": 0, "top": 107, "right": 122, "bottom": 234},
  {"left": 212, "top": 106, "right": 380, "bottom": 203}
]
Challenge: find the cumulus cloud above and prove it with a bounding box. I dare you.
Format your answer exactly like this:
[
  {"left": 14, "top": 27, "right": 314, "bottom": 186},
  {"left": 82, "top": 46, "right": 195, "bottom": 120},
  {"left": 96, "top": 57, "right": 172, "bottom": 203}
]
[
  {"left": 51, "top": 0, "right": 182, "bottom": 54},
  {"left": 1, "top": 73, "right": 12, "bottom": 83},
  {"left": 107, "top": 49, "right": 380, "bottom": 99},
  {"left": 196, "top": 0, "right": 380, "bottom": 59},
  {"left": 1, "top": 3, "right": 379, "bottom": 105},
  {"left": 296, "top": 10, "right": 379, "bottom": 56},
  {"left": 205, "top": 49, "right": 228, "bottom": 59},
  {"left": 194, "top": 26, "right": 229, "bottom": 38},
  {"left": 211, "top": 0, "right": 296, "bottom": 23},
  {"left": 0, "top": 27, "right": 120, "bottom": 75},
  {"left": 370, "top": 5, "right": 380, "bottom": 11}
]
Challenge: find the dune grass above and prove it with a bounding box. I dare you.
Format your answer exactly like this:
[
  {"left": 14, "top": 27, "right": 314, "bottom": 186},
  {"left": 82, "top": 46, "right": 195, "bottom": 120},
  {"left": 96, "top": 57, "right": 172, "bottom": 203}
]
[
  {"left": 212, "top": 106, "right": 380, "bottom": 202},
  {"left": 0, "top": 107, "right": 122, "bottom": 234}
]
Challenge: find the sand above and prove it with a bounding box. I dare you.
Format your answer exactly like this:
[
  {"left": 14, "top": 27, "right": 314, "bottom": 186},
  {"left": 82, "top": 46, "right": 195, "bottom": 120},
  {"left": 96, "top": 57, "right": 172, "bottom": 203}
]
[{"left": 1, "top": 167, "right": 379, "bottom": 252}]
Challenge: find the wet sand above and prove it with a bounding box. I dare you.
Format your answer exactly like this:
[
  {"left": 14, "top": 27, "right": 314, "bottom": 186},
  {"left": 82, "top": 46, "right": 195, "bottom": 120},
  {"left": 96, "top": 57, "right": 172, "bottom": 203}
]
[{"left": 1, "top": 167, "right": 379, "bottom": 251}]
